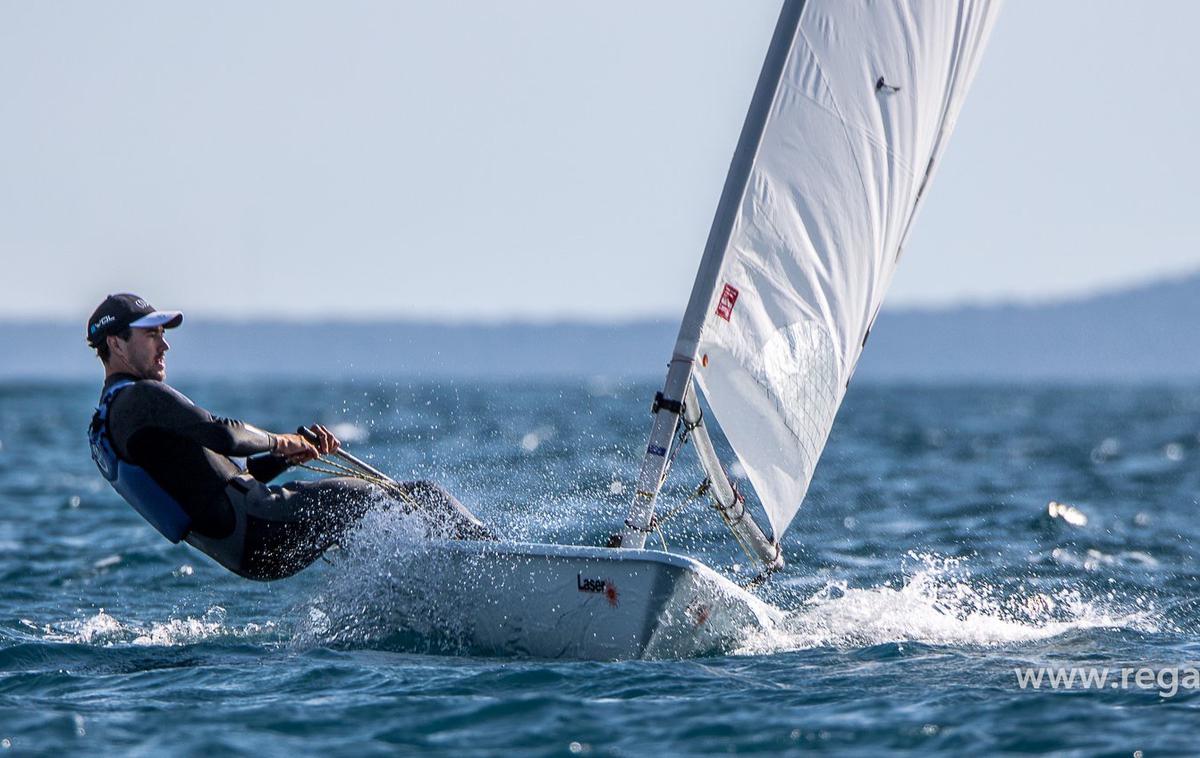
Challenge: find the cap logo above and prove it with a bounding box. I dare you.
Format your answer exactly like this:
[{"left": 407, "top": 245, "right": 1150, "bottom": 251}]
[
  {"left": 134, "top": 299, "right": 148, "bottom": 308},
  {"left": 90, "top": 315, "right": 116, "bottom": 333}
]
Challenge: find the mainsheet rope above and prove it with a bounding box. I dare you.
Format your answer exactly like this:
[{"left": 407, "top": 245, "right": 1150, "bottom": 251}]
[
  {"left": 297, "top": 456, "right": 423, "bottom": 512},
  {"left": 650, "top": 417, "right": 763, "bottom": 573}
]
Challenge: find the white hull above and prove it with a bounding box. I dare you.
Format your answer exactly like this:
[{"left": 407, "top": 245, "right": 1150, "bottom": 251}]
[{"left": 373, "top": 541, "right": 781, "bottom": 660}]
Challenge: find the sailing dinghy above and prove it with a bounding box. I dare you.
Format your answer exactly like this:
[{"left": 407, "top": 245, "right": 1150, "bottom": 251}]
[{"left": 379, "top": 0, "right": 1002, "bottom": 659}]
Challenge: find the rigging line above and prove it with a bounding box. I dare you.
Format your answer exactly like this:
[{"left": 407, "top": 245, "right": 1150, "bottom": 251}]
[
  {"left": 656, "top": 416, "right": 694, "bottom": 490},
  {"left": 652, "top": 477, "right": 719, "bottom": 555},
  {"left": 303, "top": 457, "right": 367, "bottom": 478},
  {"left": 369, "top": 477, "right": 423, "bottom": 510},
  {"left": 655, "top": 478, "right": 712, "bottom": 527},
  {"left": 711, "top": 492, "right": 763, "bottom": 568},
  {"left": 298, "top": 462, "right": 360, "bottom": 478},
  {"left": 298, "top": 457, "right": 387, "bottom": 485},
  {"left": 730, "top": 525, "right": 761, "bottom": 569},
  {"left": 666, "top": 395, "right": 766, "bottom": 569},
  {"left": 299, "top": 462, "right": 395, "bottom": 493},
  {"left": 298, "top": 458, "right": 424, "bottom": 511}
]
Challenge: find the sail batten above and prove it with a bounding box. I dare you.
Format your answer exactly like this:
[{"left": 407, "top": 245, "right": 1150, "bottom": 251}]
[{"left": 688, "top": 0, "right": 1002, "bottom": 541}]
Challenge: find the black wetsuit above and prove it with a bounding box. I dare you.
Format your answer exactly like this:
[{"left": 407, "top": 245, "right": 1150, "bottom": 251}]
[{"left": 101, "top": 374, "right": 477, "bottom": 580}]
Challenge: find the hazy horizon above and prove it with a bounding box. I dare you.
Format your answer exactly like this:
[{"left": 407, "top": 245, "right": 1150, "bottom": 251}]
[
  {"left": 14, "top": 266, "right": 1196, "bottom": 326},
  {"left": 6, "top": 270, "right": 1199, "bottom": 381}
]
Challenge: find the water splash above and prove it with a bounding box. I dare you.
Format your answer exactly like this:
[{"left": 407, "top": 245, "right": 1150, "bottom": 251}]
[
  {"left": 1046, "top": 500, "right": 1088, "bottom": 527},
  {"left": 43, "top": 606, "right": 277, "bottom": 646},
  {"left": 292, "top": 508, "right": 470, "bottom": 653},
  {"left": 738, "top": 553, "right": 1160, "bottom": 654},
  {"left": 329, "top": 422, "right": 369, "bottom": 444}
]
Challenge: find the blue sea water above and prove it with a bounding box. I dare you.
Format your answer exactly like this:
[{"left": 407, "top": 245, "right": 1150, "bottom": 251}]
[{"left": 1, "top": 377, "right": 1199, "bottom": 755}]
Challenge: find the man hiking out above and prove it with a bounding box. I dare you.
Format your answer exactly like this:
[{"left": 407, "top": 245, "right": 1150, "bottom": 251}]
[{"left": 85, "top": 293, "right": 493, "bottom": 580}]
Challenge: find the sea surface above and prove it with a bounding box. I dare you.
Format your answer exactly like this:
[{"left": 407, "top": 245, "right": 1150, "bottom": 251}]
[{"left": 1, "top": 377, "right": 1198, "bottom": 755}]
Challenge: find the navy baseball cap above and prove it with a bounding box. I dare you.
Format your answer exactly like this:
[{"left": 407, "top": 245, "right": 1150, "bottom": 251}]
[{"left": 86, "top": 293, "right": 183, "bottom": 347}]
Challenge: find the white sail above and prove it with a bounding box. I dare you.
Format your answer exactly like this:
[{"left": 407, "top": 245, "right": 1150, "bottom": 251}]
[{"left": 686, "top": 0, "right": 1001, "bottom": 540}]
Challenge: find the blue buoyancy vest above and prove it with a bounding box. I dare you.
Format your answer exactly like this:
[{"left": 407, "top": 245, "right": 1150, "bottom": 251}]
[{"left": 89, "top": 379, "right": 192, "bottom": 543}]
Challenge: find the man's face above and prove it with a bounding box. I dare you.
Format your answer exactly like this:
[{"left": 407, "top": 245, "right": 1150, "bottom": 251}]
[{"left": 112, "top": 326, "right": 170, "bottom": 381}]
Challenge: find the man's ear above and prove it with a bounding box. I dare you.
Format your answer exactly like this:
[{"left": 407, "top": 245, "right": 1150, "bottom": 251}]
[{"left": 106, "top": 333, "right": 126, "bottom": 360}]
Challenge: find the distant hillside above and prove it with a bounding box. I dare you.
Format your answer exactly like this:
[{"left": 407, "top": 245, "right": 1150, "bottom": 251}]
[
  {"left": 2, "top": 272, "right": 1197, "bottom": 381},
  {"left": 858, "top": 272, "right": 1200, "bottom": 381}
]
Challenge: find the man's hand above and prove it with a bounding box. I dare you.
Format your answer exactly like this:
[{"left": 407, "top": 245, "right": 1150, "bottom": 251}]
[
  {"left": 300, "top": 424, "right": 341, "bottom": 456},
  {"left": 272, "top": 433, "right": 320, "bottom": 464}
]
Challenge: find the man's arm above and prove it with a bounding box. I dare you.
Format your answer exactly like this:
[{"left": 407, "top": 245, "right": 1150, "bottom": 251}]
[
  {"left": 110, "top": 382, "right": 332, "bottom": 476},
  {"left": 111, "top": 381, "right": 303, "bottom": 458},
  {"left": 123, "top": 381, "right": 275, "bottom": 455},
  {"left": 245, "top": 422, "right": 344, "bottom": 482},
  {"left": 246, "top": 424, "right": 341, "bottom": 482}
]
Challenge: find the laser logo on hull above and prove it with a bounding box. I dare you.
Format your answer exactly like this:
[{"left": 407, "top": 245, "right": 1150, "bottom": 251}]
[{"left": 577, "top": 573, "right": 619, "bottom": 607}]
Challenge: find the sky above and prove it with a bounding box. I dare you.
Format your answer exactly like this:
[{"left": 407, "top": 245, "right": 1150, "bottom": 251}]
[{"left": 2, "top": 1, "right": 1198, "bottom": 322}]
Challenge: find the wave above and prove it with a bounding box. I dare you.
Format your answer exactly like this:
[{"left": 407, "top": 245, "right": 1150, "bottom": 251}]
[
  {"left": 729, "top": 551, "right": 1161, "bottom": 657},
  {"left": 38, "top": 606, "right": 278, "bottom": 647},
  {"left": 737, "top": 553, "right": 1161, "bottom": 654}
]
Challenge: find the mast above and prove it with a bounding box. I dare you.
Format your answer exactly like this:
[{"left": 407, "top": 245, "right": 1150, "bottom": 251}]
[{"left": 617, "top": 0, "right": 806, "bottom": 554}]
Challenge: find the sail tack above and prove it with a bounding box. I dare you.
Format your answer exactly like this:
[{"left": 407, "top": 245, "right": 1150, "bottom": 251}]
[{"left": 689, "top": 0, "right": 1001, "bottom": 540}]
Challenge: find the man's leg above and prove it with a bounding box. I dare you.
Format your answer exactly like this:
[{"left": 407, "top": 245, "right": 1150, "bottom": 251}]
[
  {"left": 196, "top": 475, "right": 497, "bottom": 581},
  {"left": 231, "top": 476, "right": 384, "bottom": 580},
  {"left": 391, "top": 479, "right": 498, "bottom": 541}
]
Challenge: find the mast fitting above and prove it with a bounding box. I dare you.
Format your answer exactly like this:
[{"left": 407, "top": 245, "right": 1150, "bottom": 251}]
[{"left": 651, "top": 392, "right": 683, "bottom": 415}]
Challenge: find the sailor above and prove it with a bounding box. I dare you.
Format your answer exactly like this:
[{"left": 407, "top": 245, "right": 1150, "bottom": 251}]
[{"left": 85, "top": 293, "right": 491, "bottom": 580}]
